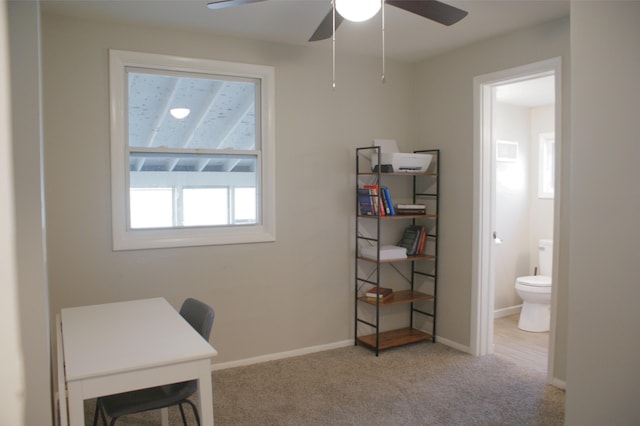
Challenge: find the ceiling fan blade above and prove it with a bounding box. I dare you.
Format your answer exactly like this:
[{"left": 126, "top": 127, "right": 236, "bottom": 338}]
[
  {"left": 386, "top": 0, "right": 468, "bottom": 26},
  {"left": 206, "top": 0, "right": 267, "bottom": 10},
  {"left": 309, "top": 9, "right": 345, "bottom": 42}
]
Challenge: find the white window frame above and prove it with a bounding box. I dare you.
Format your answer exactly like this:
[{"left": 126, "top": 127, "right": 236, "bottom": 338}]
[
  {"left": 109, "top": 49, "right": 276, "bottom": 250},
  {"left": 538, "top": 132, "right": 555, "bottom": 199}
]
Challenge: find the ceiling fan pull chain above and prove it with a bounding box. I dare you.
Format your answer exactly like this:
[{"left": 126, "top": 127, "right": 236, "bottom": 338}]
[
  {"left": 332, "top": 0, "right": 336, "bottom": 90},
  {"left": 381, "top": 0, "right": 385, "bottom": 84}
]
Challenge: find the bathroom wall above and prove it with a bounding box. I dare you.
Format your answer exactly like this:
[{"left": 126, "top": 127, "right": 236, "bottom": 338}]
[
  {"left": 493, "top": 103, "right": 532, "bottom": 312},
  {"left": 529, "top": 105, "right": 555, "bottom": 272}
]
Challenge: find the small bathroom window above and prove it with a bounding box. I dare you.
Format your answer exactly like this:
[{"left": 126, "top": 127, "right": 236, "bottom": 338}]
[{"left": 538, "top": 132, "right": 555, "bottom": 199}]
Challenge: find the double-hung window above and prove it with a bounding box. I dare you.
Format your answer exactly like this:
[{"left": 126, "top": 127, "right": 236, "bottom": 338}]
[{"left": 109, "top": 50, "right": 275, "bottom": 250}]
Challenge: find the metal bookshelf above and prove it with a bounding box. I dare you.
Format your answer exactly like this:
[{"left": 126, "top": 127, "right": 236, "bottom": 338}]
[{"left": 355, "top": 147, "right": 440, "bottom": 355}]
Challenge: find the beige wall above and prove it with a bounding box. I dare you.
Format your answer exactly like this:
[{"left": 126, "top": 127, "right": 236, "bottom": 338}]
[
  {"left": 1, "top": 1, "right": 26, "bottom": 424},
  {"left": 41, "top": 13, "right": 415, "bottom": 364},
  {"left": 566, "top": 2, "right": 640, "bottom": 423},
  {"left": 8, "top": 1, "right": 52, "bottom": 425},
  {"left": 412, "top": 17, "right": 570, "bottom": 380}
]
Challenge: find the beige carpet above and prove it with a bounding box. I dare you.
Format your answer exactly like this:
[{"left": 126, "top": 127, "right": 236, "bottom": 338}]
[{"left": 86, "top": 342, "right": 565, "bottom": 425}]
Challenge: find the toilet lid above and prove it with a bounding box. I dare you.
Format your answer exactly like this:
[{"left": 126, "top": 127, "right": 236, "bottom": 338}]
[{"left": 517, "top": 275, "right": 551, "bottom": 287}]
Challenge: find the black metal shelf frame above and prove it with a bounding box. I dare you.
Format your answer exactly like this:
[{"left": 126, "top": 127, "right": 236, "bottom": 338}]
[{"left": 354, "top": 147, "right": 440, "bottom": 355}]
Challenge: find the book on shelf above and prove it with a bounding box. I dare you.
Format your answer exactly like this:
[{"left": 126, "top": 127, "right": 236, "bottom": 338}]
[
  {"left": 360, "top": 245, "right": 407, "bottom": 260},
  {"left": 365, "top": 286, "right": 394, "bottom": 301},
  {"left": 357, "top": 188, "right": 375, "bottom": 216},
  {"left": 381, "top": 186, "right": 395, "bottom": 215},
  {"left": 369, "top": 292, "right": 394, "bottom": 303},
  {"left": 417, "top": 228, "right": 427, "bottom": 254},
  {"left": 396, "top": 204, "right": 426, "bottom": 215},
  {"left": 378, "top": 186, "right": 391, "bottom": 215},
  {"left": 397, "top": 225, "right": 426, "bottom": 256},
  {"left": 364, "top": 184, "right": 384, "bottom": 216}
]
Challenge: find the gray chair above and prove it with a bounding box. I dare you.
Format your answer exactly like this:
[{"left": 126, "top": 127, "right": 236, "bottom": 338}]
[{"left": 93, "top": 298, "right": 215, "bottom": 426}]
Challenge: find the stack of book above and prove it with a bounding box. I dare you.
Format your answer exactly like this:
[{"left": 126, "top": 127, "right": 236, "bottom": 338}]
[
  {"left": 357, "top": 185, "right": 396, "bottom": 216},
  {"left": 396, "top": 204, "right": 426, "bottom": 215},
  {"left": 365, "top": 286, "right": 394, "bottom": 302},
  {"left": 397, "top": 225, "right": 428, "bottom": 256},
  {"left": 357, "top": 187, "right": 376, "bottom": 216},
  {"left": 360, "top": 245, "right": 408, "bottom": 261}
]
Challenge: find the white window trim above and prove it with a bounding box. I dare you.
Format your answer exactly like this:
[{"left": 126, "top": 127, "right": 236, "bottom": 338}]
[
  {"left": 109, "top": 49, "right": 276, "bottom": 250},
  {"left": 538, "top": 132, "right": 555, "bottom": 199}
]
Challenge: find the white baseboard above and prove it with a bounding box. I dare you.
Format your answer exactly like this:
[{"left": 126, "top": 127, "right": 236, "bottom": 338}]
[
  {"left": 211, "top": 339, "right": 353, "bottom": 371},
  {"left": 213, "top": 337, "right": 475, "bottom": 371},
  {"left": 435, "top": 336, "right": 472, "bottom": 354},
  {"left": 494, "top": 305, "right": 522, "bottom": 319},
  {"left": 549, "top": 377, "right": 566, "bottom": 390}
]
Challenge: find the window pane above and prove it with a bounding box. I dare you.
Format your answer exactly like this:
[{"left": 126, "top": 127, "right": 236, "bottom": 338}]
[
  {"left": 127, "top": 71, "right": 257, "bottom": 150},
  {"left": 183, "top": 188, "right": 228, "bottom": 226},
  {"left": 538, "top": 133, "right": 555, "bottom": 199},
  {"left": 129, "top": 152, "right": 258, "bottom": 228},
  {"left": 234, "top": 187, "right": 257, "bottom": 224},
  {"left": 129, "top": 188, "right": 173, "bottom": 229}
]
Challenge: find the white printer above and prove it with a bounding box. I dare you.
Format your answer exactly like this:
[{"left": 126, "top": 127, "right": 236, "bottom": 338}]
[{"left": 370, "top": 139, "right": 432, "bottom": 173}]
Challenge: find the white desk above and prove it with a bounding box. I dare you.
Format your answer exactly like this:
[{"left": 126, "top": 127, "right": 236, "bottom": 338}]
[{"left": 58, "top": 298, "right": 218, "bottom": 425}]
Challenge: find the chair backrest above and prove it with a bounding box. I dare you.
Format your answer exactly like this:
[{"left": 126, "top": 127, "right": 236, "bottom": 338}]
[{"left": 179, "top": 298, "right": 215, "bottom": 341}]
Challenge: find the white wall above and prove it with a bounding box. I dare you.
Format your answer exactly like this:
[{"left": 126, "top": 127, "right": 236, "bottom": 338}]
[
  {"left": 493, "top": 103, "right": 531, "bottom": 311},
  {"left": 566, "top": 2, "right": 640, "bottom": 423},
  {"left": 8, "top": 1, "right": 52, "bottom": 425},
  {"left": 41, "top": 13, "right": 415, "bottom": 364},
  {"left": 529, "top": 105, "right": 554, "bottom": 269}
]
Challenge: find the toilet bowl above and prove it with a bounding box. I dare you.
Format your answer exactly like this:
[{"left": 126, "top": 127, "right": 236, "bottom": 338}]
[
  {"left": 515, "top": 275, "right": 551, "bottom": 332},
  {"left": 515, "top": 239, "right": 553, "bottom": 332}
]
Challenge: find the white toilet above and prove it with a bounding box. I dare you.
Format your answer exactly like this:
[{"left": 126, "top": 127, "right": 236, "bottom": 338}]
[{"left": 515, "top": 239, "right": 553, "bottom": 332}]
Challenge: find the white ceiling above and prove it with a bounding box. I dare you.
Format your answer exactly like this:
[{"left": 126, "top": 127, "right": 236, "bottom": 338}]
[
  {"left": 41, "top": 0, "right": 570, "bottom": 63},
  {"left": 496, "top": 75, "right": 555, "bottom": 107}
]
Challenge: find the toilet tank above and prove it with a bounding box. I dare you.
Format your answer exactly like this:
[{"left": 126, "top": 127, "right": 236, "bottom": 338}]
[{"left": 538, "top": 239, "right": 553, "bottom": 276}]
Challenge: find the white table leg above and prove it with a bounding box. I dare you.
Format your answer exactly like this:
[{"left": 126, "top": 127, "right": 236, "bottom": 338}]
[
  {"left": 160, "top": 407, "right": 169, "bottom": 426},
  {"left": 66, "top": 382, "right": 85, "bottom": 426},
  {"left": 196, "top": 362, "right": 214, "bottom": 425}
]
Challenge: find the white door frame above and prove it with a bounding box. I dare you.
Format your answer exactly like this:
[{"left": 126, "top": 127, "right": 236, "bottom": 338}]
[{"left": 471, "top": 57, "right": 562, "bottom": 382}]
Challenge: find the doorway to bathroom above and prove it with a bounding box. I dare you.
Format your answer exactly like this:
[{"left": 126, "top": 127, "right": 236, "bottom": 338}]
[{"left": 471, "top": 58, "right": 561, "bottom": 381}]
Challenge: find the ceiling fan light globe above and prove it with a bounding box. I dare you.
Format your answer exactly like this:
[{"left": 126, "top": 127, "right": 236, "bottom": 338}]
[
  {"left": 336, "top": 0, "right": 381, "bottom": 22},
  {"left": 169, "top": 108, "right": 190, "bottom": 119}
]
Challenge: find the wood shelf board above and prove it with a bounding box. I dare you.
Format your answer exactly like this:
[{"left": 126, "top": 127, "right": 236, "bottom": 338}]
[
  {"left": 358, "top": 172, "right": 438, "bottom": 177},
  {"left": 357, "top": 328, "right": 433, "bottom": 351},
  {"left": 358, "top": 290, "right": 434, "bottom": 306},
  {"left": 357, "top": 214, "right": 437, "bottom": 220},
  {"left": 357, "top": 254, "right": 436, "bottom": 264}
]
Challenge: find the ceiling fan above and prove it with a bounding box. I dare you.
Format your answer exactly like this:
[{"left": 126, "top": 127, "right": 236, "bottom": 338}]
[{"left": 206, "top": 0, "right": 468, "bottom": 42}]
